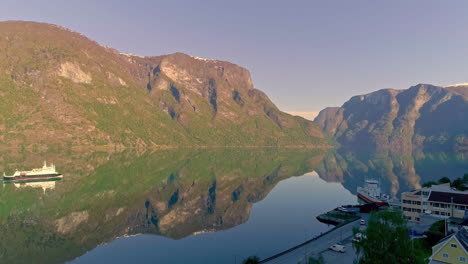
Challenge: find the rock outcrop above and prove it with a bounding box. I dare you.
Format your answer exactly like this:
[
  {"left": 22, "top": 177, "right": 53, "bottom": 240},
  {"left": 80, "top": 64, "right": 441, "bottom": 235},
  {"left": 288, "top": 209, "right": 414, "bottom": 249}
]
[{"left": 0, "top": 21, "right": 326, "bottom": 148}]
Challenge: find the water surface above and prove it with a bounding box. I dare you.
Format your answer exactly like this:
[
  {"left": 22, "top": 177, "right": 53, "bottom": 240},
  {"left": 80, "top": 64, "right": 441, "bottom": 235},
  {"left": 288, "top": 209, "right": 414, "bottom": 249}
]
[
  {"left": 73, "top": 172, "right": 354, "bottom": 264},
  {"left": 0, "top": 148, "right": 466, "bottom": 264}
]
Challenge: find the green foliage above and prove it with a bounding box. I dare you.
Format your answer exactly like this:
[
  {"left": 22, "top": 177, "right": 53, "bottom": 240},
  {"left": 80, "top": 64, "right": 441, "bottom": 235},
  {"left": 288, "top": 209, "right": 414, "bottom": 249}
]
[
  {"left": 353, "top": 209, "right": 426, "bottom": 264},
  {"left": 422, "top": 181, "right": 437, "bottom": 188},
  {"left": 308, "top": 254, "right": 325, "bottom": 264},
  {"left": 438, "top": 177, "right": 451, "bottom": 184},
  {"left": 412, "top": 238, "right": 432, "bottom": 260},
  {"left": 0, "top": 21, "right": 328, "bottom": 149},
  {"left": 242, "top": 256, "right": 260, "bottom": 264},
  {"left": 412, "top": 220, "right": 447, "bottom": 259},
  {"left": 422, "top": 175, "right": 468, "bottom": 191},
  {"left": 452, "top": 178, "right": 467, "bottom": 191},
  {"left": 423, "top": 220, "right": 446, "bottom": 247},
  {"left": 318, "top": 83, "right": 468, "bottom": 152}
]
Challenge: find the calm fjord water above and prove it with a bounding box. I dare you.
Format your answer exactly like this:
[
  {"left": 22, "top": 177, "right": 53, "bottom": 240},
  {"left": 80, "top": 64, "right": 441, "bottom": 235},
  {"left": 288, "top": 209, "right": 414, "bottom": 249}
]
[
  {"left": 0, "top": 149, "right": 466, "bottom": 264},
  {"left": 72, "top": 172, "right": 353, "bottom": 264}
]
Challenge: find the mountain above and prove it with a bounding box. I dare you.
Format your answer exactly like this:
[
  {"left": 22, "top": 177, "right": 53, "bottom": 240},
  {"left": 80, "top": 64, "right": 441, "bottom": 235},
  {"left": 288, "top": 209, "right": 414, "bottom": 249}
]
[
  {"left": 0, "top": 21, "right": 326, "bottom": 149},
  {"left": 445, "top": 83, "right": 468, "bottom": 99},
  {"left": 314, "top": 83, "right": 468, "bottom": 152}
]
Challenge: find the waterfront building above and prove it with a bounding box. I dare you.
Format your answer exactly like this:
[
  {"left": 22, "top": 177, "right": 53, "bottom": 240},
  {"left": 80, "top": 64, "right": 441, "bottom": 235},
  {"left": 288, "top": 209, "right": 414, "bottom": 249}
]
[
  {"left": 401, "top": 183, "right": 468, "bottom": 222},
  {"left": 429, "top": 226, "right": 468, "bottom": 264}
]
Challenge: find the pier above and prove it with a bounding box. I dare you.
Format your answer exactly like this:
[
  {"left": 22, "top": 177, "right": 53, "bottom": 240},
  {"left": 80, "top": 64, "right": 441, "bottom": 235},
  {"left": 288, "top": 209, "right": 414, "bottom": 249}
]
[{"left": 259, "top": 214, "right": 369, "bottom": 264}]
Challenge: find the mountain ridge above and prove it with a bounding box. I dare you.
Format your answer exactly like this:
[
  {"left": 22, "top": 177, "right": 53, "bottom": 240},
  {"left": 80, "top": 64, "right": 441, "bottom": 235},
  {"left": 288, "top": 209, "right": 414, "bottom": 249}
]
[
  {"left": 0, "top": 21, "right": 327, "bottom": 149},
  {"left": 314, "top": 83, "right": 468, "bottom": 152}
]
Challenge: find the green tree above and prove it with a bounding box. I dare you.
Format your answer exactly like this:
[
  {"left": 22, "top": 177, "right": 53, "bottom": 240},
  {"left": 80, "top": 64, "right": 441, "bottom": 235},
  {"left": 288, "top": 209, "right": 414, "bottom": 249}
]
[
  {"left": 242, "top": 256, "right": 260, "bottom": 264},
  {"left": 463, "top": 173, "right": 468, "bottom": 183},
  {"left": 423, "top": 175, "right": 468, "bottom": 191},
  {"left": 422, "top": 181, "right": 437, "bottom": 188},
  {"left": 451, "top": 178, "right": 467, "bottom": 191},
  {"left": 438, "top": 177, "right": 451, "bottom": 184},
  {"left": 353, "top": 209, "right": 426, "bottom": 264},
  {"left": 424, "top": 220, "right": 446, "bottom": 246},
  {"left": 308, "top": 254, "right": 325, "bottom": 264}
]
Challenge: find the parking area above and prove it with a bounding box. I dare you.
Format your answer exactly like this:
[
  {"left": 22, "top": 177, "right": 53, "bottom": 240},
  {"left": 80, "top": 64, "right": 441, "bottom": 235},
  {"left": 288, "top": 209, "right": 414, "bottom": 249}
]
[
  {"left": 262, "top": 214, "right": 368, "bottom": 264},
  {"left": 319, "top": 236, "right": 357, "bottom": 264}
]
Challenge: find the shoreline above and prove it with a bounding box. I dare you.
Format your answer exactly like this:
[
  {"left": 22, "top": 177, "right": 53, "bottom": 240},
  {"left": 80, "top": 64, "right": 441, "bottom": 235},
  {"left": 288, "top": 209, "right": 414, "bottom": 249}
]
[{"left": 0, "top": 144, "right": 333, "bottom": 152}]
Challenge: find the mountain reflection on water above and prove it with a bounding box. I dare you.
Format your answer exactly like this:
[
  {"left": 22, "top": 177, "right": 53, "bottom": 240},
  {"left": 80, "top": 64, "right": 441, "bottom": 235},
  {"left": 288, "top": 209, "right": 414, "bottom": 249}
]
[
  {"left": 316, "top": 149, "right": 468, "bottom": 197},
  {"left": 0, "top": 149, "right": 326, "bottom": 264},
  {"left": 0, "top": 148, "right": 466, "bottom": 264}
]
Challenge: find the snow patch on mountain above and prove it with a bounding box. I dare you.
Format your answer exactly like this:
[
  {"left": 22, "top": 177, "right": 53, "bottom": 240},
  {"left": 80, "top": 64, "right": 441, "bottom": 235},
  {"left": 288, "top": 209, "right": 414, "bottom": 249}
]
[
  {"left": 190, "top": 55, "right": 214, "bottom": 62},
  {"left": 445, "top": 82, "right": 468, "bottom": 87}
]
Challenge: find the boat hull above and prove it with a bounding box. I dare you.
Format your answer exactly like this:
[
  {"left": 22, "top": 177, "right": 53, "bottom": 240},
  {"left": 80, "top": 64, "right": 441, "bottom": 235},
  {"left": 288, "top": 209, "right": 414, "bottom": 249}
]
[
  {"left": 358, "top": 192, "right": 389, "bottom": 207},
  {"left": 3, "top": 174, "right": 63, "bottom": 183}
]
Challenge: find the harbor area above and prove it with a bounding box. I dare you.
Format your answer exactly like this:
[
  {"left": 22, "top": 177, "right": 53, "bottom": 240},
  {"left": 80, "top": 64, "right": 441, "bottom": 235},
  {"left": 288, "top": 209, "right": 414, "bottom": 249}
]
[
  {"left": 260, "top": 213, "right": 369, "bottom": 264},
  {"left": 316, "top": 204, "right": 371, "bottom": 225},
  {"left": 260, "top": 177, "right": 468, "bottom": 264}
]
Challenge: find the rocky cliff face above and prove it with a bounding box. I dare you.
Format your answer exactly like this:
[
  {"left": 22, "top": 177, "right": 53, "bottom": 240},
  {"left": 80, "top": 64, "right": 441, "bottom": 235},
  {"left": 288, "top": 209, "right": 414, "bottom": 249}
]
[
  {"left": 314, "top": 84, "right": 468, "bottom": 152},
  {"left": 0, "top": 21, "right": 326, "bottom": 148}
]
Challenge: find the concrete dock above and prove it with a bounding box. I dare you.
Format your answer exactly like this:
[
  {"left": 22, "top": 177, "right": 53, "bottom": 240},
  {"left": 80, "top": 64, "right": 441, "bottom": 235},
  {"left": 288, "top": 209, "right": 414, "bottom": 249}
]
[{"left": 261, "top": 214, "right": 369, "bottom": 264}]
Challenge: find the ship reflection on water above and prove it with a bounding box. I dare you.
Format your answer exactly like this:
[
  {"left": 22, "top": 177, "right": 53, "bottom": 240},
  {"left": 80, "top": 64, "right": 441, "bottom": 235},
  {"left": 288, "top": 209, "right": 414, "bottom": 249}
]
[
  {"left": 3, "top": 177, "right": 60, "bottom": 193},
  {"left": 13, "top": 181, "right": 58, "bottom": 193}
]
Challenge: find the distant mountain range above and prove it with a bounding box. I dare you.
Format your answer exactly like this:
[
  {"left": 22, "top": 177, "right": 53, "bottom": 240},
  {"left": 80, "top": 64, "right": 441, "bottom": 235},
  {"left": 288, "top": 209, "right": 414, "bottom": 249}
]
[
  {"left": 314, "top": 83, "right": 468, "bottom": 152},
  {"left": 2, "top": 21, "right": 466, "bottom": 152},
  {"left": 0, "top": 21, "right": 326, "bottom": 149}
]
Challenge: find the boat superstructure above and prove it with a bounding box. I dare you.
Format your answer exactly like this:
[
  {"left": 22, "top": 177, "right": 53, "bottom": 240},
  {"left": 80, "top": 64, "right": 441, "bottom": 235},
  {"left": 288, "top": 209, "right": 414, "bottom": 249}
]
[
  {"left": 3, "top": 161, "right": 63, "bottom": 183},
  {"left": 357, "top": 179, "right": 391, "bottom": 206}
]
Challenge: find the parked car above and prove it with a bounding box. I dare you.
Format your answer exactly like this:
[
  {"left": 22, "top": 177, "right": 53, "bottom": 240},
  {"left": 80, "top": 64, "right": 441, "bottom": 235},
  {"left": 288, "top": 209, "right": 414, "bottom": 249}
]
[
  {"left": 360, "top": 219, "right": 366, "bottom": 225},
  {"left": 329, "top": 244, "right": 346, "bottom": 253}
]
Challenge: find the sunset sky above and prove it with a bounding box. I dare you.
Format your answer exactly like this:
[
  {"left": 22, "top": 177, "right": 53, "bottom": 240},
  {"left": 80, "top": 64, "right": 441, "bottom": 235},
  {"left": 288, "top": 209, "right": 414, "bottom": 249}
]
[{"left": 2, "top": 0, "right": 468, "bottom": 117}]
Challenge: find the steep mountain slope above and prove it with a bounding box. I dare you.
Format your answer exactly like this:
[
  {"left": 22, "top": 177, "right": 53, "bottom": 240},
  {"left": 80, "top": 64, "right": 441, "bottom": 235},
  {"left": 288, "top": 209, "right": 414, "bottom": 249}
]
[
  {"left": 314, "top": 84, "right": 468, "bottom": 152},
  {"left": 0, "top": 21, "right": 326, "bottom": 148},
  {"left": 445, "top": 83, "right": 468, "bottom": 99}
]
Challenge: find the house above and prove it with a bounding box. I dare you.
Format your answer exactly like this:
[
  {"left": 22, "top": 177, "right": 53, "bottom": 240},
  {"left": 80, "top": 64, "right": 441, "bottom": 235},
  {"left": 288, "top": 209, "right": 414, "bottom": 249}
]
[
  {"left": 429, "top": 226, "right": 468, "bottom": 264},
  {"left": 401, "top": 183, "right": 468, "bottom": 222}
]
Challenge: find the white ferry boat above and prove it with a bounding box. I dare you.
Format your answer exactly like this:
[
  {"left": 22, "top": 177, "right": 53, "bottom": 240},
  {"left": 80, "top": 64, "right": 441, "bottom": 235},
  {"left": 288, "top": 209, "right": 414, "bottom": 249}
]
[
  {"left": 3, "top": 161, "right": 62, "bottom": 183},
  {"left": 357, "top": 179, "right": 391, "bottom": 206}
]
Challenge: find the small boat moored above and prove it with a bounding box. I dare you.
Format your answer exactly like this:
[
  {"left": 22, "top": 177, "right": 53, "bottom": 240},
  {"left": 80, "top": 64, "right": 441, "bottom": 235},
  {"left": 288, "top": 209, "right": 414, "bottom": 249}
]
[{"left": 3, "top": 161, "right": 63, "bottom": 183}]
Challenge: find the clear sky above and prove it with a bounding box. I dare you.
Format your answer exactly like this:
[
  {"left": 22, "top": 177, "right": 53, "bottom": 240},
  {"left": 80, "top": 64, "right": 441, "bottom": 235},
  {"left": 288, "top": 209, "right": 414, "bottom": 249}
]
[{"left": 1, "top": 0, "right": 468, "bottom": 114}]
